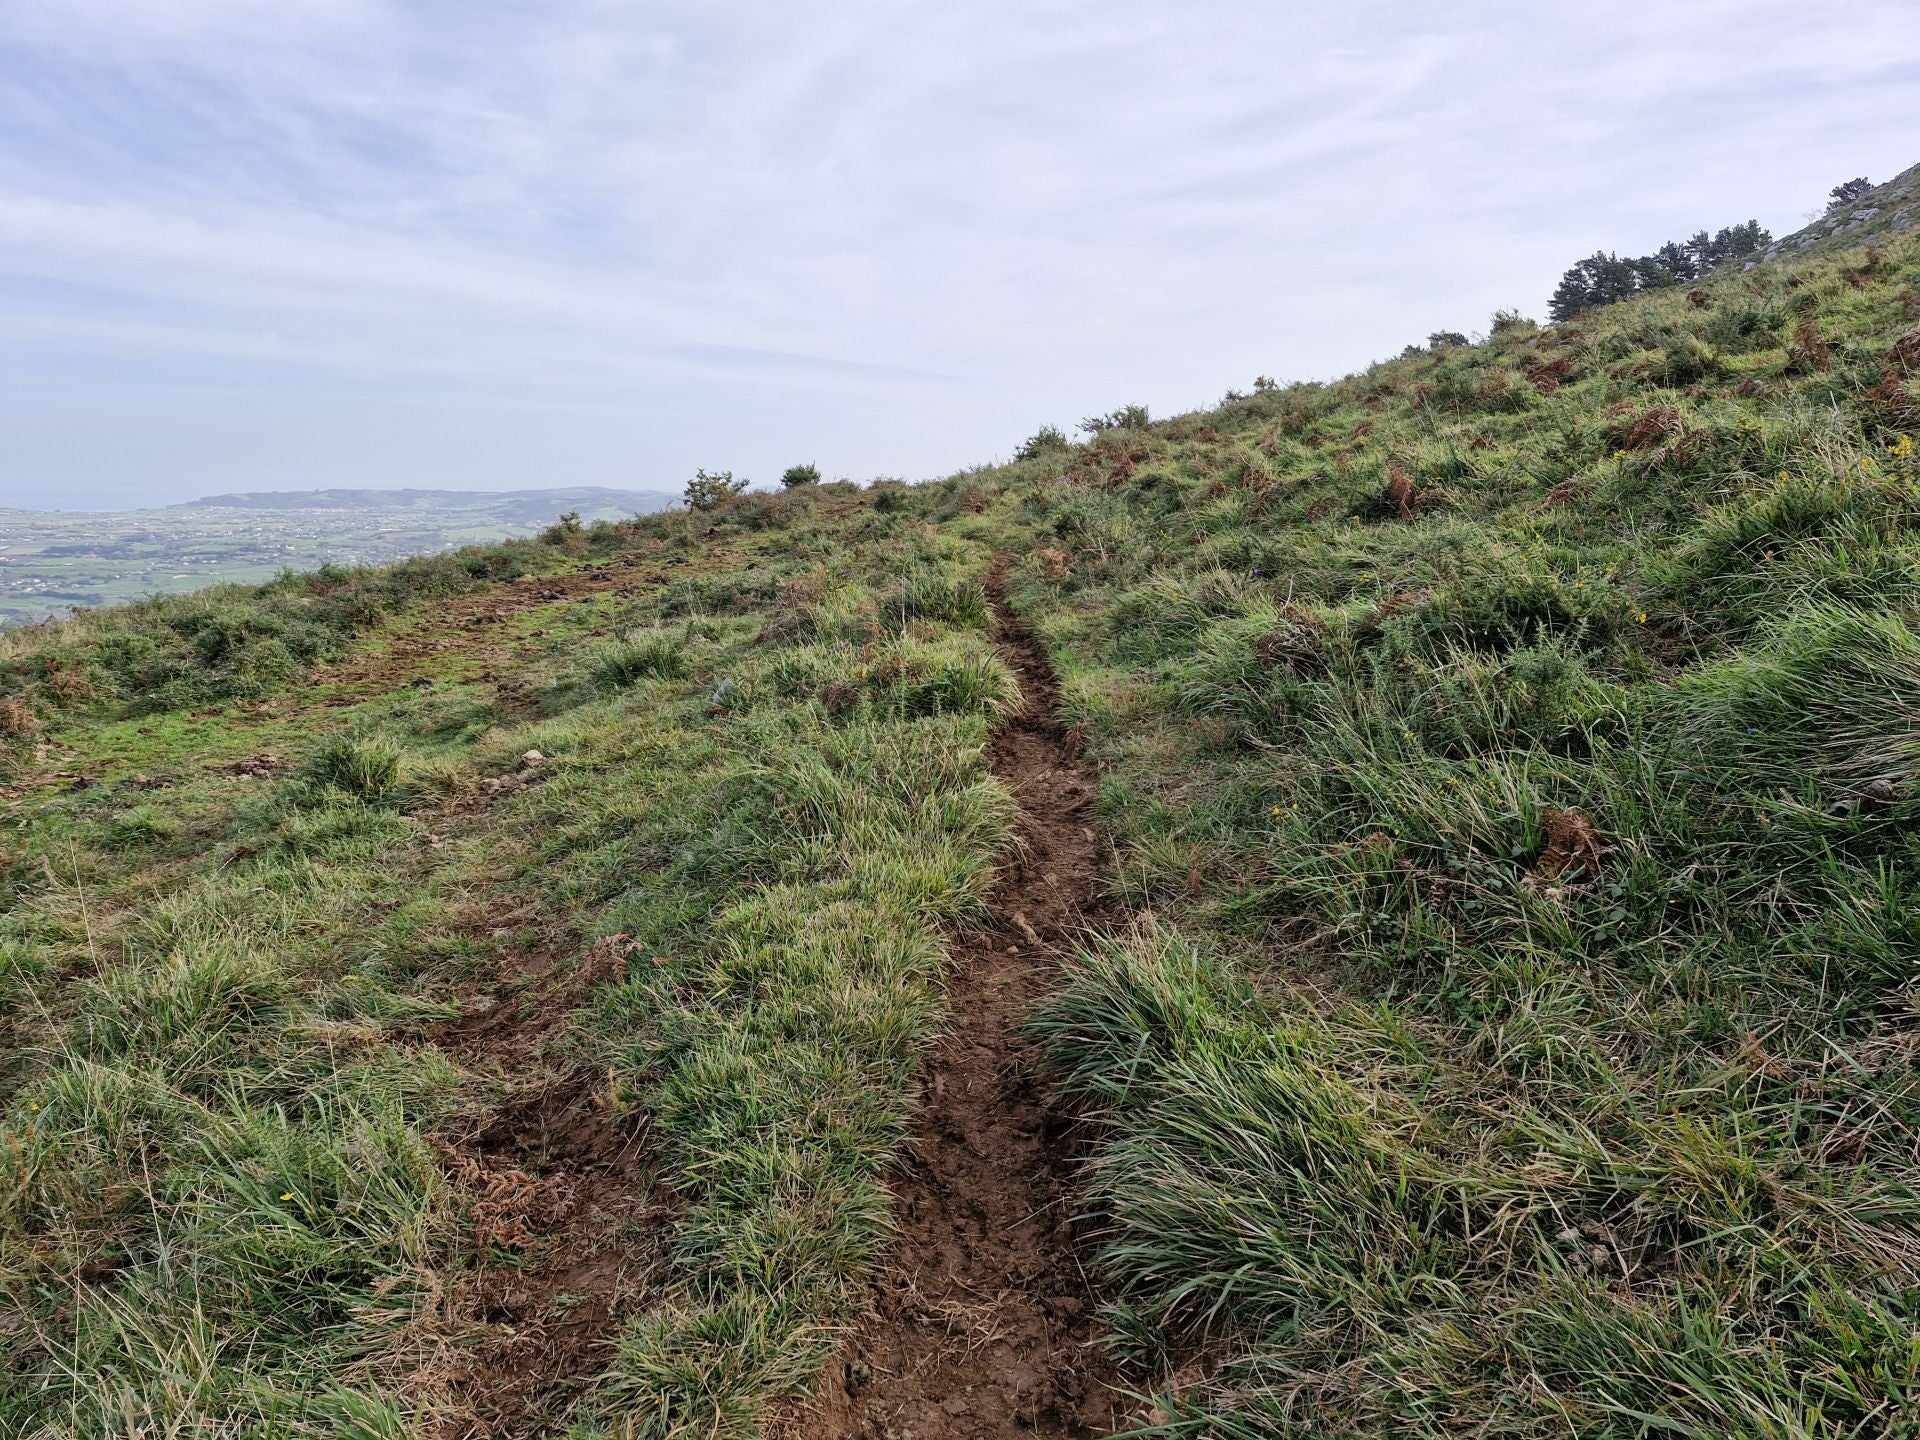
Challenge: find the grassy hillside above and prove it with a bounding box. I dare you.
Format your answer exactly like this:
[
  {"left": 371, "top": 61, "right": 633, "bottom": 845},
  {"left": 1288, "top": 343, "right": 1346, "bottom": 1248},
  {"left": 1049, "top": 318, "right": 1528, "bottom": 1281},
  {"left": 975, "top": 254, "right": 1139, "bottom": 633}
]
[
  {"left": 3, "top": 209, "right": 1918, "bottom": 1439},
  {"left": 963, "top": 224, "right": 1920, "bottom": 1435},
  {"left": 0, "top": 492, "right": 1019, "bottom": 1435}
]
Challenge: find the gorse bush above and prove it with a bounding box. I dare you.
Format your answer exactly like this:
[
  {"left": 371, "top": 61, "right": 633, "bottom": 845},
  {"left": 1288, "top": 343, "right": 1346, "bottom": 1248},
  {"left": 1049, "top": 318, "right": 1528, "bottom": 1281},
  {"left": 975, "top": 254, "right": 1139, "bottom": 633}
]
[
  {"left": 1014, "top": 424, "right": 1069, "bottom": 461},
  {"left": 686, "top": 467, "right": 749, "bottom": 511},
  {"left": 780, "top": 462, "right": 821, "bottom": 488},
  {"left": 1078, "top": 403, "right": 1150, "bottom": 435}
]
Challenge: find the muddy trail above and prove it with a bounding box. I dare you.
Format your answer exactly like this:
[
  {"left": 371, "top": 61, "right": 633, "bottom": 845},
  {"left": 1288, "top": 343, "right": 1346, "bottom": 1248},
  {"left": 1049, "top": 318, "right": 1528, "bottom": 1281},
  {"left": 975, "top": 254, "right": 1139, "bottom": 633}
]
[
  {"left": 414, "top": 932, "right": 667, "bottom": 1438},
  {"left": 415, "top": 927, "right": 669, "bottom": 1439},
  {"left": 790, "top": 564, "right": 1130, "bottom": 1439}
]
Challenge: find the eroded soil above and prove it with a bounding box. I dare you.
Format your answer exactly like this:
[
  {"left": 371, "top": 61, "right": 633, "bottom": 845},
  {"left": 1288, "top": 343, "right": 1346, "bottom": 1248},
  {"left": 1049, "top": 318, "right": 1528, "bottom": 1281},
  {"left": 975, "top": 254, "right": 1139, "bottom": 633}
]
[
  {"left": 787, "top": 564, "right": 1129, "bottom": 1439},
  {"left": 415, "top": 934, "right": 669, "bottom": 1438}
]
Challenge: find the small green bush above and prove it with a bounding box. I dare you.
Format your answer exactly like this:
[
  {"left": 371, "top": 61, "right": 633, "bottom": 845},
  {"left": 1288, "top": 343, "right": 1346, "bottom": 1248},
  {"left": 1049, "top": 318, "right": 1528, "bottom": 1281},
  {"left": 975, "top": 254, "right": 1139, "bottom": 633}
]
[
  {"left": 686, "top": 468, "right": 749, "bottom": 512},
  {"left": 1078, "top": 404, "right": 1150, "bottom": 436},
  {"left": 1015, "top": 425, "right": 1070, "bottom": 461}
]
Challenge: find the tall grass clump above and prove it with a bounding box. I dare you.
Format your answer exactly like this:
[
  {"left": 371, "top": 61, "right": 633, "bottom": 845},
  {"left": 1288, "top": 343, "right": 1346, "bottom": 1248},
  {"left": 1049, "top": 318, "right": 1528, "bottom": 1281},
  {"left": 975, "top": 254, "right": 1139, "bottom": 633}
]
[
  {"left": 994, "top": 223, "right": 1920, "bottom": 1435},
  {"left": 296, "top": 731, "right": 405, "bottom": 804},
  {"left": 594, "top": 628, "right": 690, "bottom": 689}
]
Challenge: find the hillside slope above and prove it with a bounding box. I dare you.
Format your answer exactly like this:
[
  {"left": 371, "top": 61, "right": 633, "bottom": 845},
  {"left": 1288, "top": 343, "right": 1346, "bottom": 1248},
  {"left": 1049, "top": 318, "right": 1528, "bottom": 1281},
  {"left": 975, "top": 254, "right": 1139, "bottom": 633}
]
[
  {"left": 3, "top": 199, "right": 1919, "bottom": 1438},
  {"left": 1762, "top": 160, "right": 1919, "bottom": 261},
  {"left": 956, "top": 209, "right": 1920, "bottom": 1437}
]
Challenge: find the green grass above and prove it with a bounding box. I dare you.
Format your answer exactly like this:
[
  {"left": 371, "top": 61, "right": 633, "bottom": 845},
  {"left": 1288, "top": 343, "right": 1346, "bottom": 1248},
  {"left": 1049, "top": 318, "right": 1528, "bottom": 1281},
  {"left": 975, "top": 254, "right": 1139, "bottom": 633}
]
[
  {"left": 947, "top": 227, "right": 1920, "bottom": 1436},
  {"left": 0, "top": 489, "right": 1011, "bottom": 1436},
  {"left": 2, "top": 209, "right": 1917, "bottom": 1439}
]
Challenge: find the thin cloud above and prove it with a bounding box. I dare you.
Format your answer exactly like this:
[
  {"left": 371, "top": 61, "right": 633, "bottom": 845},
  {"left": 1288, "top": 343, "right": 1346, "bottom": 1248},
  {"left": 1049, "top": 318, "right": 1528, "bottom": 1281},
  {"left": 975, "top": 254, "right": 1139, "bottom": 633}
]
[{"left": 1, "top": 1, "right": 1915, "bottom": 507}]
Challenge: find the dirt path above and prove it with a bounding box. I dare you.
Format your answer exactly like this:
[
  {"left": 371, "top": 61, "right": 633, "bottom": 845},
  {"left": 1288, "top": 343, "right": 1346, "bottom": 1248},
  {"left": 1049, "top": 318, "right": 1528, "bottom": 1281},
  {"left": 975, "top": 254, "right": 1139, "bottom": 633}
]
[{"left": 790, "top": 562, "right": 1128, "bottom": 1439}]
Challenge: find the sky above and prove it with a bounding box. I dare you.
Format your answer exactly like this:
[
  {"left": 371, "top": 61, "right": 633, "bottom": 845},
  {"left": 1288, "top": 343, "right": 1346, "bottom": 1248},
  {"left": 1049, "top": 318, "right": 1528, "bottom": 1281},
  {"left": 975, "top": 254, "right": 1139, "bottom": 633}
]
[{"left": 0, "top": 2, "right": 1916, "bottom": 510}]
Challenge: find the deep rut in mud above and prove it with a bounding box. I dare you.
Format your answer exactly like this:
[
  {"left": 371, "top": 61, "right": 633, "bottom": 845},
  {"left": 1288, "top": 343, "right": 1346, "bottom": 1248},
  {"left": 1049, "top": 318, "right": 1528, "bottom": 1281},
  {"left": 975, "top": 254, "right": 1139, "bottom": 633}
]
[{"left": 791, "top": 563, "right": 1126, "bottom": 1439}]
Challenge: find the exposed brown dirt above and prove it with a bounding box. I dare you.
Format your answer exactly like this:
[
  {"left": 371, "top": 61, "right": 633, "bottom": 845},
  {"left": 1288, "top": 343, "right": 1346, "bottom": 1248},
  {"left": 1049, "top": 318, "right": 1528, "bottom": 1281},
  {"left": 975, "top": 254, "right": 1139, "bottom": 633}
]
[
  {"left": 417, "top": 938, "right": 669, "bottom": 1438},
  {"left": 784, "top": 561, "right": 1131, "bottom": 1440}
]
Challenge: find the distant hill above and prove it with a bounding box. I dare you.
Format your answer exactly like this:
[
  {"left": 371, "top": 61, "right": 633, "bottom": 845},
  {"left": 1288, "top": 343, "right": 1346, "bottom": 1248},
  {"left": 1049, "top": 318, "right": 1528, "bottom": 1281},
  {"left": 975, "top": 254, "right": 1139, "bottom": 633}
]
[{"left": 175, "top": 486, "right": 676, "bottom": 526}]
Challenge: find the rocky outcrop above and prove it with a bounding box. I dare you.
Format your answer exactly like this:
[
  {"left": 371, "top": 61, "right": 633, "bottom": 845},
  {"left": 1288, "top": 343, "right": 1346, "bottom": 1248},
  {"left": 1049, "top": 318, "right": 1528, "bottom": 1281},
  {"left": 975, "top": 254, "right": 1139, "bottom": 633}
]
[{"left": 1746, "top": 161, "right": 1920, "bottom": 268}]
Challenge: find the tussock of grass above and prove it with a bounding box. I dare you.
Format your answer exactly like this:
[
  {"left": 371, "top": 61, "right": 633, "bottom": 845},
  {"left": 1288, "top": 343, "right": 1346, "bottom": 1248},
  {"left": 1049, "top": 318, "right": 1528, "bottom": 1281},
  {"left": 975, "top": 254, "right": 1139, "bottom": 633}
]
[
  {"left": 972, "top": 227, "right": 1920, "bottom": 1435},
  {"left": 592, "top": 628, "right": 689, "bottom": 689},
  {"left": 0, "top": 487, "right": 1011, "bottom": 1436},
  {"left": 5, "top": 194, "right": 1918, "bottom": 1439},
  {"left": 296, "top": 732, "right": 406, "bottom": 804}
]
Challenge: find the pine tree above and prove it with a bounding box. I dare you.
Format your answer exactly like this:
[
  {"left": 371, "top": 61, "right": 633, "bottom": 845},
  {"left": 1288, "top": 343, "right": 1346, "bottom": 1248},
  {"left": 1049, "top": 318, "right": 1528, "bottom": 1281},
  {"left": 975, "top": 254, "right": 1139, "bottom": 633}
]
[
  {"left": 1548, "top": 266, "right": 1593, "bottom": 323},
  {"left": 1827, "top": 177, "right": 1873, "bottom": 212},
  {"left": 1548, "top": 221, "right": 1766, "bottom": 323}
]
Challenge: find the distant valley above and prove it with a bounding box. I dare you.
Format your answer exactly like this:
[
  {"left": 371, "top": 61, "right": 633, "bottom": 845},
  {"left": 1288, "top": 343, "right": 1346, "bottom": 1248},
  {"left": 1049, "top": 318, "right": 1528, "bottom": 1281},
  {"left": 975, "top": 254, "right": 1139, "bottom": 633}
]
[{"left": 0, "top": 486, "right": 674, "bottom": 624}]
